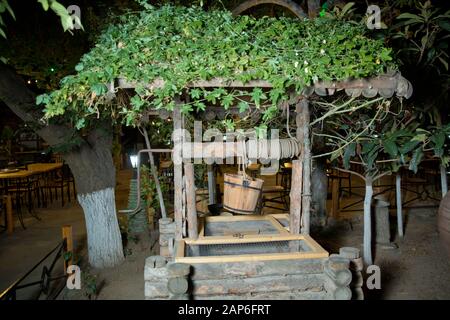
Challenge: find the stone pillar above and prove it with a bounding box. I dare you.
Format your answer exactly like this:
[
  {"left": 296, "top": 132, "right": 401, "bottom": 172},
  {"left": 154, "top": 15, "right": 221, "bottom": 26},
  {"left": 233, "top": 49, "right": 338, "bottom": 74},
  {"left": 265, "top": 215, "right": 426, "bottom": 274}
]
[
  {"left": 373, "top": 196, "right": 398, "bottom": 250},
  {"left": 339, "top": 247, "right": 364, "bottom": 300},
  {"left": 167, "top": 263, "right": 191, "bottom": 300},
  {"left": 159, "top": 217, "right": 175, "bottom": 258},
  {"left": 323, "top": 254, "right": 352, "bottom": 300},
  {"left": 144, "top": 255, "right": 169, "bottom": 299}
]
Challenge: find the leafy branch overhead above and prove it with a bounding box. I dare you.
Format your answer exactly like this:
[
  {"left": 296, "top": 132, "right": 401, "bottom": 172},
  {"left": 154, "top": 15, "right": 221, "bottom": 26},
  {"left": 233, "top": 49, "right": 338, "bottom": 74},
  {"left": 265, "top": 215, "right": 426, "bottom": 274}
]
[{"left": 37, "top": 5, "right": 397, "bottom": 129}]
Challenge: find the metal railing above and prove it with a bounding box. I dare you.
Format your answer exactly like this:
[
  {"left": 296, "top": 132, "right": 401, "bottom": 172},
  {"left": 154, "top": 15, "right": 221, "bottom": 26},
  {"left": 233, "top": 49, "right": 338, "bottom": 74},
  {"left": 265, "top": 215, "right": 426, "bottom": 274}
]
[{"left": 0, "top": 226, "right": 72, "bottom": 300}]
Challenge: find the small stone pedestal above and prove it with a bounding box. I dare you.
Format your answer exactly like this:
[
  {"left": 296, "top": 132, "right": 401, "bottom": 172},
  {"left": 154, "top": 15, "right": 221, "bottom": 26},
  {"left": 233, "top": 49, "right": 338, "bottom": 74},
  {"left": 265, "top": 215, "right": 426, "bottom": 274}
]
[{"left": 373, "top": 196, "right": 398, "bottom": 250}]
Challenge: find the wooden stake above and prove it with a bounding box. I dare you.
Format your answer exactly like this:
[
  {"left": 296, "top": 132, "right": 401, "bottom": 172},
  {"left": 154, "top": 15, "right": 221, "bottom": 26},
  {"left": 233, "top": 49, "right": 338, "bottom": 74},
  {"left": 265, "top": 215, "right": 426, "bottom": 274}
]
[
  {"left": 184, "top": 163, "right": 198, "bottom": 240},
  {"left": 62, "top": 225, "right": 73, "bottom": 274}
]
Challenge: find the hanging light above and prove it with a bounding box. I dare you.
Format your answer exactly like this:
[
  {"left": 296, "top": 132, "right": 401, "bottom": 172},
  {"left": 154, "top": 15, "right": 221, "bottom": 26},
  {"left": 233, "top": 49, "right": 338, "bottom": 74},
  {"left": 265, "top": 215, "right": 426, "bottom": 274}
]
[{"left": 129, "top": 154, "right": 138, "bottom": 169}]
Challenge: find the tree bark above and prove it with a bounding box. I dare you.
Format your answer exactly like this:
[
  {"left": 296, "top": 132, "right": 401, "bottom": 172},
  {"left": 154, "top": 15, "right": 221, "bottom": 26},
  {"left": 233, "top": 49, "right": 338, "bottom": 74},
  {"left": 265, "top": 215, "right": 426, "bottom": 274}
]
[{"left": 0, "top": 63, "right": 124, "bottom": 268}]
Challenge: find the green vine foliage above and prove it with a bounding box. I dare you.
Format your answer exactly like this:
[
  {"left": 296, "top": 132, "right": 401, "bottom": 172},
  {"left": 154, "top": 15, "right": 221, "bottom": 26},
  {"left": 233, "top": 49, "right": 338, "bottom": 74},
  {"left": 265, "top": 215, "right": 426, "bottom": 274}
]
[{"left": 38, "top": 5, "right": 397, "bottom": 130}]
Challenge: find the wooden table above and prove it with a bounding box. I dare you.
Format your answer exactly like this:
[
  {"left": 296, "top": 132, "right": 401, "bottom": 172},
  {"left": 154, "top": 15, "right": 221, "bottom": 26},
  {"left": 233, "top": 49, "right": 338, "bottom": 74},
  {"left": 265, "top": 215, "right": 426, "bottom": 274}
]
[{"left": 0, "top": 163, "right": 64, "bottom": 232}]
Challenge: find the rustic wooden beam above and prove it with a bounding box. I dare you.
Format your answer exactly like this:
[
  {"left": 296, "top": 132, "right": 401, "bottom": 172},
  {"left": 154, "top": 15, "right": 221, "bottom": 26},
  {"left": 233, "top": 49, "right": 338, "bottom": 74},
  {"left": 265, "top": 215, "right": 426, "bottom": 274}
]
[
  {"left": 116, "top": 73, "right": 412, "bottom": 98},
  {"left": 289, "top": 160, "right": 302, "bottom": 235},
  {"left": 184, "top": 163, "right": 198, "bottom": 240},
  {"left": 173, "top": 101, "right": 183, "bottom": 240},
  {"left": 300, "top": 98, "right": 311, "bottom": 235}
]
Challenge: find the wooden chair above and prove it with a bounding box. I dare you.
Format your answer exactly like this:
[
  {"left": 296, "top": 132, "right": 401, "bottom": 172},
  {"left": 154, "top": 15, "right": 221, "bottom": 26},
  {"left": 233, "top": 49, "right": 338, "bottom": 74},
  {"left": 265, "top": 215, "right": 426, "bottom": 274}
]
[{"left": 41, "top": 164, "right": 76, "bottom": 207}]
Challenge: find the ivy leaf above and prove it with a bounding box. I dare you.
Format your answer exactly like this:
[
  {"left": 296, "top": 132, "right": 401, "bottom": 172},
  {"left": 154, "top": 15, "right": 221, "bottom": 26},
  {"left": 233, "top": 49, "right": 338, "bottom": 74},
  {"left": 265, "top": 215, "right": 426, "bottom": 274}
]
[
  {"left": 221, "top": 94, "right": 234, "bottom": 110},
  {"left": 250, "top": 88, "right": 267, "bottom": 108},
  {"left": 190, "top": 88, "right": 202, "bottom": 99},
  {"left": 238, "top": 101, "right": 249, "bottom": 113},
  {"left": 181, "top": 103, "right": 193, "bottom": 113},
  {"left": 91, "top": 83, "right": 107, "bottom": 96},
  {"left": 194, "top": 101, "right": 206, "bottom": 112}
]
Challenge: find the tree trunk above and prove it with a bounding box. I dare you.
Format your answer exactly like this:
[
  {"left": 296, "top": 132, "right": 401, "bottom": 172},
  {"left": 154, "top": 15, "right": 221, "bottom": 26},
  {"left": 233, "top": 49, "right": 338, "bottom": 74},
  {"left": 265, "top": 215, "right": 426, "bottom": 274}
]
[
  {"left": 0, "top": 63, "right": 124, "bottom": 268},
  {"left": 363, "top": 176, "right": 373, "bottom": 265},
  {"left": 78, "top": 188, "right": 124, "bottom": 268}
]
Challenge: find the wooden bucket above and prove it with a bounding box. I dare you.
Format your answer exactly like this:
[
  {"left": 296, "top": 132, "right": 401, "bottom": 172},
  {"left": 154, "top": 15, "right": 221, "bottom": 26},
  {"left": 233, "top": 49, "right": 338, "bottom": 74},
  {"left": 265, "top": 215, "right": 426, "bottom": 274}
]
[{"left": 223, "top": 173, "right": 263, "bottom": 214}]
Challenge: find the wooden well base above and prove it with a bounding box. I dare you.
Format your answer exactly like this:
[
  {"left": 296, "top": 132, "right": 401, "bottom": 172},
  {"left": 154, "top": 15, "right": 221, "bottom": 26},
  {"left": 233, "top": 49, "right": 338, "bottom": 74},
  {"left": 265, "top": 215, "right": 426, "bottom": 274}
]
[{"left": 146, "top": 214, "right": 362, "bottom": 300}]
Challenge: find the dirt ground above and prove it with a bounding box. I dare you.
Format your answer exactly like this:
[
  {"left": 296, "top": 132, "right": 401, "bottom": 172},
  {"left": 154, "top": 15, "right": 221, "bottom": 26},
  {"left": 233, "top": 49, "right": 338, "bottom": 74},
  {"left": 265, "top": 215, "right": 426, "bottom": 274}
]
[{"left": 1, "top": 169, "right": 449, "bottom": 300}]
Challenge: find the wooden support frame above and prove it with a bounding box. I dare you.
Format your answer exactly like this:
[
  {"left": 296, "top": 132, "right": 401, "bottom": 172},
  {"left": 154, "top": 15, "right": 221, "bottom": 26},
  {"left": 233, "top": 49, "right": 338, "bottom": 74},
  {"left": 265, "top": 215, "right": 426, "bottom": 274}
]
[
  {"left": 185, "top": 163, "right": 198, "bottom": 240},
  {"left": 197, "top": 214, "right": 290, "bottom": 239},
  {"left": 173, "top": 101, "right": 184, "bottom": 240},
  {"left": 174, "top": 233, "right": 328, "bottom": 264}
]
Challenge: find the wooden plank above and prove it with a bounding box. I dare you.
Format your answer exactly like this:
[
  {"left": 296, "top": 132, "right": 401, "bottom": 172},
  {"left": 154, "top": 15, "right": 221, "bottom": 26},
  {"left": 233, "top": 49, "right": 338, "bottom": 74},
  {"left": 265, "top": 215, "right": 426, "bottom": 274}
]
[
  {"left": 184, "top": 234, "right": 305, "bottom": 245},
  {"left": 175, "top": 250, "right": 328, "bottom": 264},
  {"left": 289, "top": 159, "right": 302, "bottom": 235},
  {"left": 117, "top": 73, "right": 405, "bottom": 92},
  {"left": 302, "top": 234, "right": 328, "bottom": 256},
  {"left": 205, "top": 214, "right": 271, "bottom": 222},
  {"left": 176, "top": 240, "right": 186, "bottom": 259},
  {"left": 184, "top": 163, "right": 198, "bottom": 239},
  {"left": 266, "top": 215, "right": 290, "bottom": 235},
  {"left": 173, "top": 103, "right": 183, "bottom": 240},
  {"left": 193, "top": 290, "right": 328, "bottom": 300},
  {"left": 191, "top": 274, "right": 325, "bottom": 296},
  {"left": 189, "top": 259, "right": 326, "bottom": 280}
]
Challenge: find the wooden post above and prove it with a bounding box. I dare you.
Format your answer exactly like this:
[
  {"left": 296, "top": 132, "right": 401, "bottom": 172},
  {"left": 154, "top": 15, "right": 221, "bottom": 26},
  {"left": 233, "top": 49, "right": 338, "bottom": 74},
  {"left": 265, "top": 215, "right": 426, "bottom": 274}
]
[
  {"left": 331, "top": 177, "right": 340, "bottom": 218},
  {"left": 207, "top": 165, "right": 216, "bottom": 205},
  {"left": 185, "top": 163, "right": 198, "bottom": 240},
  {"left": 396, "top": 173, "right": 404, "bottom": 237},
  {"left": 173, "top": 102, "right": 183, "bottom": 240},
  {"left": 300, "top": 99, "right": 311, "bottom": 235},
  {"left": 142, "top": 128, "right": 167, "bottom": 218},
  {"left": 289, "top": 160, "right": 302, "bottom": 235},
  {"left": 441, "top": 164, "right": 448, "bottom": 198},
  {"left": 62, "top": 225, "right": 73, "bottom": 274},
  {"left": 4, "top": 195, "right": 13, "bottom": 235}
]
